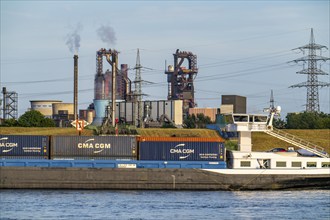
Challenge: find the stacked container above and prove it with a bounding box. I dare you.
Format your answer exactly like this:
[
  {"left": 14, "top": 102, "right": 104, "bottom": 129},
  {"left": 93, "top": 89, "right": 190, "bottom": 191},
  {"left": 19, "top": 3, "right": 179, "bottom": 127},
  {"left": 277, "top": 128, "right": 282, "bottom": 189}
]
[
  {"left": 0, "top": 135, "right": 49, "bottom": 159},
  {"left": 137, "top": 137, "right": 225, "bottom": 161},
  {"left": 51, "top": 136, "right": 137, "bottom": 160}
]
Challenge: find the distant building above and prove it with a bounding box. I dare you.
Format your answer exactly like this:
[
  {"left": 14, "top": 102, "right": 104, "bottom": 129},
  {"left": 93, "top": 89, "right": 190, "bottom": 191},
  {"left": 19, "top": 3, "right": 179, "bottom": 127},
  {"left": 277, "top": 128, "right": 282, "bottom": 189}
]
[
  {"left": 221, "top": 95, "right": 246, "bottom": 114},
  {"left": 52, "top": 103, "right": 74, "bottom": 127},
  {"left": 188, "top": 108, "right": 220, "bottom": 122},
  {"left": 92, "top": 100, "right": 183, "bottom": 127},
  {"left": 79, "top": 109, "right": 95, "bottom": 124},
  {"left": 30, "top": 100, "right": 62, "bottom": 118},
  {"left": 29, "top": 100, "right": 76, "bottom": 127}
]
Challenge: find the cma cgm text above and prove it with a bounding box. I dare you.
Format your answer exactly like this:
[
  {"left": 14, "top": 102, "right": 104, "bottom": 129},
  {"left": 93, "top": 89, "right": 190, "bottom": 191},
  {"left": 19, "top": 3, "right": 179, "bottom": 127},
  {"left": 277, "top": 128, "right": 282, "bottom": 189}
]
[
  {"left": 0, "top": 143, "right": 18, "bottom": 148},
  {"left": 170, "top": 149, "right": 195, "bottom": 154},
  {"left": 77, "top": 143, "right": 111, "bottom": 149}
]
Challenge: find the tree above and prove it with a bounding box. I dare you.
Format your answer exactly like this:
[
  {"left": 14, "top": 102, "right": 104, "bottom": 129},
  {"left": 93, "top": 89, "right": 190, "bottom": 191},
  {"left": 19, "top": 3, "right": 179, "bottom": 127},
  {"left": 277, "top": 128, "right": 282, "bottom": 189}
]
[
  {"left": 183, "top": 113, "right": 212, "bottom": 128},
  {"left": 196, "top": 113, "right": 212, "bottom": 128},
  {"left": 273, "top": 118, "right": 286, "bottom": 129},
  {"left": 286, "top": 112, "right": 330, "bottom": 129},
  {"left": 2, "top": 118, "right": 19, "bottom": 127},
  {"left": 183, "top": 114, "right": 196, "bottom": 128},
  {"left": 18, "top": 110, "right": 55, "bottom": 127}
]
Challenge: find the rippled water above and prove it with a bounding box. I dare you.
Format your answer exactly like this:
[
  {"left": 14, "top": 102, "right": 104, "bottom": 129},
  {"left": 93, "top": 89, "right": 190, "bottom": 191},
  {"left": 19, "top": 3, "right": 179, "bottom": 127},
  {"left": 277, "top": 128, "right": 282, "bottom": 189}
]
[{"left": 1, "top": 190, "right": 329, "bottom": 220}]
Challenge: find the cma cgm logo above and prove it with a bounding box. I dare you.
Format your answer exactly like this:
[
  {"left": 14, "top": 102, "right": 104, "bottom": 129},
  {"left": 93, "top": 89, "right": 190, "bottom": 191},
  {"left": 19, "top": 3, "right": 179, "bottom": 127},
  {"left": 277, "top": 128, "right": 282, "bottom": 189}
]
[
  {"left": 77, "top": 138, "right": 111, "bottom": 154},
  {"left": 0, "top": 137, "right": 18, "bottom": 153},
  {"left": 170, "top": 144, "right": 194, "bottom": 159}
]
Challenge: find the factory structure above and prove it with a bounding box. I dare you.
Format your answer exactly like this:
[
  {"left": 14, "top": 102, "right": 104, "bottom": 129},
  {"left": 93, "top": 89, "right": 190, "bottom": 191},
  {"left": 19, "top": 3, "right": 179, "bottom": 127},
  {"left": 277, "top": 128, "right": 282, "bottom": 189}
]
[
  {"left": 89, "top": 48, "right": 189, "bottom": 127},
  {"left": 165, "top": 49, "right": 198, "bottom": 117},
  {"left": 83, "top": 48, "right": 246, "bottom": 128},
  {"left": 1, "top": 48, "right": 246, "bottom": 127},
  {"left": 0, "top": 29, "right": 328, "bottom": 127}
]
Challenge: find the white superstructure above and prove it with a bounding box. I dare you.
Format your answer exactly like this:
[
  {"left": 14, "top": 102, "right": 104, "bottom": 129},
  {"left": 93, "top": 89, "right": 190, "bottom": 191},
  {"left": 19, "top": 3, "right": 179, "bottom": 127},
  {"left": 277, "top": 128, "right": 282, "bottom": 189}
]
[
  {"left": 227, "top": 151, "right": 330, "bottom": 170},
  {"left": 221, "top": 106, "right": 329, "bottom": 175}
]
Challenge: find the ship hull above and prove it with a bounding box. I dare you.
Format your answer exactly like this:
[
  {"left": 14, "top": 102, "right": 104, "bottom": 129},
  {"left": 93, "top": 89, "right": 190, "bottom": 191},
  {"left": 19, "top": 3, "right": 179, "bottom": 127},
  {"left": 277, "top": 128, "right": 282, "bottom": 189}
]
[{"left": 1, "top": 167, "right": 329, "bottom": 190}]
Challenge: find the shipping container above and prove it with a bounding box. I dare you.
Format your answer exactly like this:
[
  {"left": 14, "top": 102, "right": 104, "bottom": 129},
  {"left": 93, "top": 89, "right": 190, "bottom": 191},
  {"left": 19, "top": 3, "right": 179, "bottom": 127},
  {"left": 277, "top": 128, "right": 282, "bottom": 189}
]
[
  {"left": 0, "top": 135, "right": 49, "bottom": 159},
  {"left": 51, "top": 136, "right": 137, "bottom": 160},
  {"left": 139, "top": 141, "right": 225, "bottom": 161}
]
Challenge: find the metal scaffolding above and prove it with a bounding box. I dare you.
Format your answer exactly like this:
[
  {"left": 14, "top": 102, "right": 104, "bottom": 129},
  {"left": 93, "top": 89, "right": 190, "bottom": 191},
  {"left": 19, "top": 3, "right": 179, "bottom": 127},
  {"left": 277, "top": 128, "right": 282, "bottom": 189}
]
[{"left": 2, "top": 87, "right": 18, "bottom": 120}]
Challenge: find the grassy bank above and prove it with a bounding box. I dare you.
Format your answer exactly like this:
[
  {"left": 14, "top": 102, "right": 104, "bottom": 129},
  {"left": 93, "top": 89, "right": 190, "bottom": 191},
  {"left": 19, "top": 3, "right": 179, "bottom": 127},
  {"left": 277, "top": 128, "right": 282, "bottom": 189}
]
[
  {"left": 252, "top": 129, "right": 330, "bottom": 153},
  {"left": 136, "top": 128, "right": 220, "bottom": 138},
  {"left": 0, "top": 127, "right": 94, "bottom": 136},
  {"left": 1, "top": 127, "right": 329, "bottom": 153},
  {"left": 0, "top": 127, "right": 219, "bottom": 137}
]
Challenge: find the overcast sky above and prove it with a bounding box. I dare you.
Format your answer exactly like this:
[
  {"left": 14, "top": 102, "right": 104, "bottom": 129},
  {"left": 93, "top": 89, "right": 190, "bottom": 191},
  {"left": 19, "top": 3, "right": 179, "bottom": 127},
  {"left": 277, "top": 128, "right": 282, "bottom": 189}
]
[{"left": 1, "top": 0, "right": 329, "bottom": 118}]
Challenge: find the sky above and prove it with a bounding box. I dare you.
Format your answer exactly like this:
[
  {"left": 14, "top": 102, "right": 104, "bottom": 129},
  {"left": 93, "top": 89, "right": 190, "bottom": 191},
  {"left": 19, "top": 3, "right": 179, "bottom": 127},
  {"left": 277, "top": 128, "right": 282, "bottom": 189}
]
[{"left": 1, "top": 0, "right": 329, "bottom": 119}]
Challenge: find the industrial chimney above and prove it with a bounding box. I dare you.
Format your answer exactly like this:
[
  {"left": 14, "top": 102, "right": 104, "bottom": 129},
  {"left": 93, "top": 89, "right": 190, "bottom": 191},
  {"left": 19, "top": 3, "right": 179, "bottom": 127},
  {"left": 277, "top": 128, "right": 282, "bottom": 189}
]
[{"left": 73, "top": 54, "right": 78, "bottom": 121}]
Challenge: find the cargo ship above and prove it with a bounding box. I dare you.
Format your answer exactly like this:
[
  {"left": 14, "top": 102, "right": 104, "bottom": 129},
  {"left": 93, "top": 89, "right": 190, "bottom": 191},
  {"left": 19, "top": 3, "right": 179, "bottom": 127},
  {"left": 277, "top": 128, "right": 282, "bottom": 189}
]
[{"left": 1, "top": 111, "right": 329, "bottom": 190}]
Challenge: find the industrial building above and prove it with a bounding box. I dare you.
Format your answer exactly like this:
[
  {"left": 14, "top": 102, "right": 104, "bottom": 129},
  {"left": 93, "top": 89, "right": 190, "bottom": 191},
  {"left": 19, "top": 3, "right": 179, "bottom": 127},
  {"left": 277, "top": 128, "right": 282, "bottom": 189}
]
[
  {"left": 29, "top": 100, "right": 75, "bottom": 127},
  {"left": 92, "top": 49, "right": 133, "bottom": 126},
  {"left": 23, "top": 49, "right": 247, "bottom": 129},
  {"left": 165, "top": 49, "right": 198, "bottom": 118},
  {"left": 188, "top": 108, "right": 220, "bottom": 122},
  {"left": 93, "top": 99, "right": 182, "bottom": 127},
  {"left": 79, "top": 109, "right": 95, "bottom": 125},
  {"left": 220, "top": 95, "right": 246, "bottom": 114},
  {"left": 30, "top": 100, "right": 62, "bottom": 118},
  {"left": 52, "top": 103, "right": 75, "bottom": 127},
  {"left": 88, "top": 48, "right": 248, "bottom": 128},
  {"left": 90, "top": 48, "right": 194, "bottom": 127}
]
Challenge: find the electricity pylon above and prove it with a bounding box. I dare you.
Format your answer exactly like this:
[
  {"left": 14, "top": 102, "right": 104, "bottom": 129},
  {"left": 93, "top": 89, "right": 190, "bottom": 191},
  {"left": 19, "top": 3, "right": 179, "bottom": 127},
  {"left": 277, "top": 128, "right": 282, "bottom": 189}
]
[{"left": 290, "top": 28, "right": 330, "bottom": 112}]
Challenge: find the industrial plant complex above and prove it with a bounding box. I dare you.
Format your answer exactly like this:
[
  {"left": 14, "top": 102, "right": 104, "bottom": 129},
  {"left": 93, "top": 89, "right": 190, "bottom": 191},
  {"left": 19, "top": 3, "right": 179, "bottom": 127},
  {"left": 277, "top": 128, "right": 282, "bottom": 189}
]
[
  {"left": 0, "top": 29, "right": 329, "bottom": 128},
  {"left": 0, "top": 47, "right": 247, "bottom": 128}
]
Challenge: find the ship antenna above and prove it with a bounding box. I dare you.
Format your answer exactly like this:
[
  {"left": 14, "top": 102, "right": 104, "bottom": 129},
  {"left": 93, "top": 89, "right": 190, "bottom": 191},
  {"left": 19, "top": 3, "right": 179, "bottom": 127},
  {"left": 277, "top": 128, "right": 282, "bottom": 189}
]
[{"left": 264, "top": 90, "right": 281, "bottom": 129}]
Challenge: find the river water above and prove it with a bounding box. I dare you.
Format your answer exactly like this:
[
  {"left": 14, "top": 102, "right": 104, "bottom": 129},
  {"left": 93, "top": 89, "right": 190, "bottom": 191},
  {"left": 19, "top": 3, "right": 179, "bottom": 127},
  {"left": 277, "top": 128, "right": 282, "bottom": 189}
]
[{"left": 0, "top": 190, "right": 329, "bottom": 220}]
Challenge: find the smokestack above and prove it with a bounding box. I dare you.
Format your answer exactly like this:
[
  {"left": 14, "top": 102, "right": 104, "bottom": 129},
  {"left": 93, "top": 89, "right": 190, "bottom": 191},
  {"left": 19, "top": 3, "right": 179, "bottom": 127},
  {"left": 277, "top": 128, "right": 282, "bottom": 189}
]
[
  {"left": 73, "top": 54, "right": 78, "bottom": 121},
  {"left": 105, "top": 50, "right": 118, "bottom": 127},
  {"left": 2, "top": 87, "right": 6, "bottom": 119},
  {"left": 112, "top": 56, "right": 116, "bottom": 127}
]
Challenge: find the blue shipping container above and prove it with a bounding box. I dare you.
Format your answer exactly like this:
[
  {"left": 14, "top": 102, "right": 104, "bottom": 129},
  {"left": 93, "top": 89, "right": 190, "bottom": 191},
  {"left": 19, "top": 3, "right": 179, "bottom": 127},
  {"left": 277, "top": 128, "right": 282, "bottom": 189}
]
[
  {"left": 139, "top": 141, "right": 225, "bottom": 161},
  {"left": 0, "top": 135, "right": 49, "bottom": 159},
  {"left": 51, "top": 136, "right": 137, "bottom": 160}
]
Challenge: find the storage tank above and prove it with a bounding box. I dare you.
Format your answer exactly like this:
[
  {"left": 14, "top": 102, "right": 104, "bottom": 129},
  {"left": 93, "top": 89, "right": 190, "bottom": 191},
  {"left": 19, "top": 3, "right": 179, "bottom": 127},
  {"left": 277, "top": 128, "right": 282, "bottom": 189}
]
[
  {"left": 87, "top": 110, "right": 94, "bottom": 124},
  {"left": 92, "top": 99, "right": 109, "bottom": 126},
  {"left": 30, "top": 100, "right": 62, "bottom": 118}
]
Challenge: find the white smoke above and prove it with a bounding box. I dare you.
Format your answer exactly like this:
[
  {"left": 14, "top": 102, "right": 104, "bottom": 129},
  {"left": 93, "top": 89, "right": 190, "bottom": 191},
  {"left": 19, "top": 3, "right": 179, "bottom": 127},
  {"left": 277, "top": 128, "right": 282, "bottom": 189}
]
[
  {"left": 97, "top": 24, "right": 117, "bottom": 45},
  {"left": 66, "top": 23, "right": 83, "bottom": 54}
]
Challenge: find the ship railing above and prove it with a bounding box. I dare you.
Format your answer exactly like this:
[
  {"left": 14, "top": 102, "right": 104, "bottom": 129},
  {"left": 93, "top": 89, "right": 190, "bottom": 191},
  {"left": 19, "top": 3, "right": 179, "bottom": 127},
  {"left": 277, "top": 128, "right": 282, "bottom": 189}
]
[{"left": 264, "top": 128, "right": 329, "bottom": 158}]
